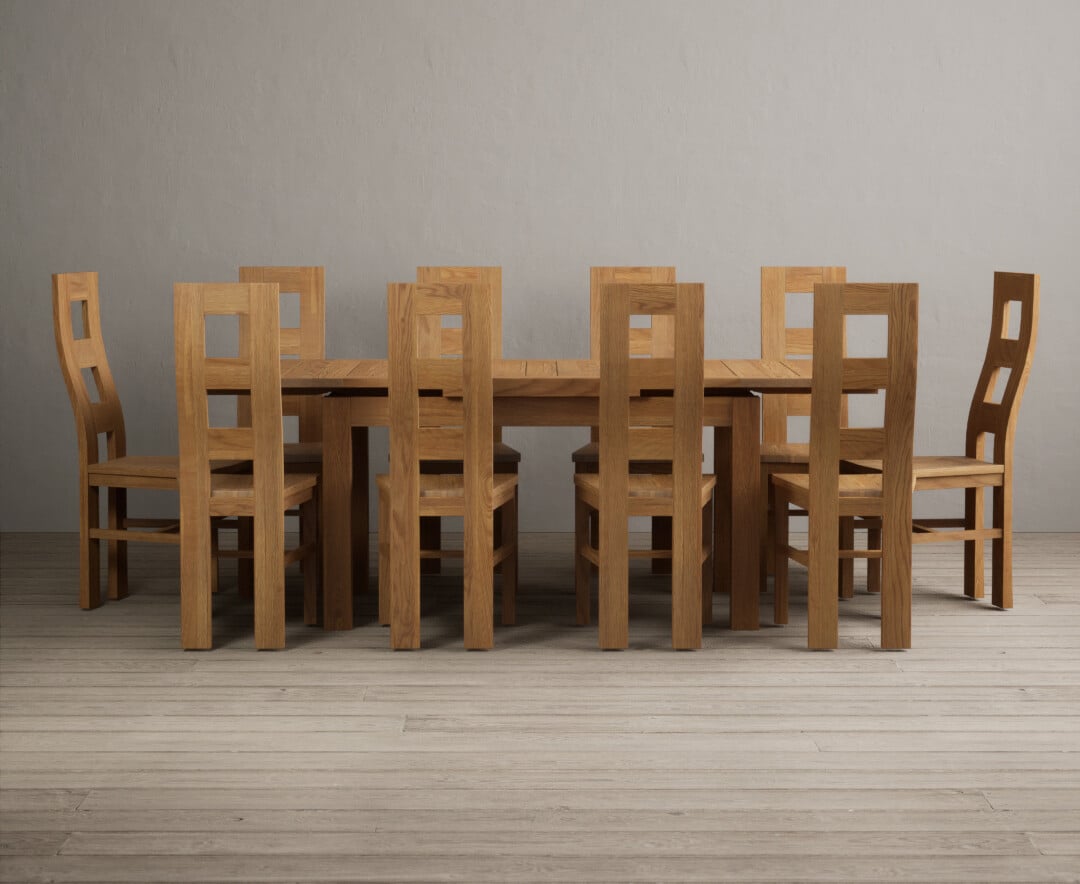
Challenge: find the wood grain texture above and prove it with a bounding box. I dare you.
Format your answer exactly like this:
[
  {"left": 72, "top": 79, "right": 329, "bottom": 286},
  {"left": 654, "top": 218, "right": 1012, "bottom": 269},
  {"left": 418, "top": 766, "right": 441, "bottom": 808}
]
[{"left": 2, "top": 532, "right": 1079, "bottom": 882}]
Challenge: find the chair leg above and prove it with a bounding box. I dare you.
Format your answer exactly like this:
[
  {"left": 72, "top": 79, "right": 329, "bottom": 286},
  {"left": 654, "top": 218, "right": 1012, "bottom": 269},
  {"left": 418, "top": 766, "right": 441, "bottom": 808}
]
[
  {"left": 107, "top": 487, "right": 128, "bottom": 600},
  {"left": 652, "top": 516, "right": 672, "bottom": 574},
  {"left": 867, "top": 523, "right": 881, "bottom": 593},
  {"left": 574, "top": 493, "right": 591, "bottom": 626},
  {"left": 773, "top": 488, "right": 788, "bottom": 625},
  {"left": 210, "top": 521, "right": 221, "bottom": 594},
  {"left": 839, "top": 517, "right": 855, "bottom": 599},
  {"left": 761, "top": 466, "right": 773, "bottom": 594},
  {"left": 420, "top": 516, "right": 441, "bottom": 575},
  {"left": 500, "top": 495, "right": 517, "bottom": 627},
  {"left": 301, "top": 494, "right": 320, "bottom": 627},
  {"left": 701, "top": 498, "right": 714, "bottom": 627},
  {"left": 252, "top": 509, "right": 286, "bottom": 651},
  {"left": 238, "top": 518, "right": 254, "bottom": 599},
  {"left": 964, "top": 485, "right": 985, "bottom": 599},
  {"left": 992, "top": 481, "right": 1012, "bottom": 609},
  {"left": 377, "top": 486, "right": 390, "bottom": 626},
  {"left": 79, "top": 482, "right": 102, "bottom": 610}
]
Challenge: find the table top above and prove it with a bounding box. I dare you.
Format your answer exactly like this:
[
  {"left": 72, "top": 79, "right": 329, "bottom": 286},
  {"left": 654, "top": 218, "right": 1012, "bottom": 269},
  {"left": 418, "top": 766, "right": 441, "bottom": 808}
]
[{"left": 280, "top": 358, "right": 814, "bottom": 395}]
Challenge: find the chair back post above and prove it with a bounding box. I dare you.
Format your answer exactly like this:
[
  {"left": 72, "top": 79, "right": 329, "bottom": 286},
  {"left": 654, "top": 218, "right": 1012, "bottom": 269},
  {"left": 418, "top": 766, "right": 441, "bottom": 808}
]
[
  {"left": 53, "top": 271, "right": 127, "bottom": 466},
  {"left": 760, "top": 266, "right": 847, "bottom": 448},
  {"left": 671, "top": 283, "right": 705, "bottom": 648},
  {"left": 964, "top": 272, "right": 1040, "bottom": 467}
]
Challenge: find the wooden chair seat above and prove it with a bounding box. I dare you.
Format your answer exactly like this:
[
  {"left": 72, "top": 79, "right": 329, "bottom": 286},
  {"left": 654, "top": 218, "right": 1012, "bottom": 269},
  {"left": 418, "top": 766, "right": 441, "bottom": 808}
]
[
  {"left": 771, "top": 472, "right": 887, "bottom": 517},
  {"left": 284, "top": 441, "right": 324, "bottom": 465},
  {"left": 574, "top": 473, "right": 715, "bottom": 515},
  {"left": 845, "top": 455, "right": 1005, "bottom": 488},
  {"left": 376, "top": 472, "right": 517, "bottom": 514},
  {"left": 86, "top": 455, "right": 181, "bottom": 487},
  {"left": 208, "top": 473, "right": 317, "bottom": 515},
  {"left": 760, "top": 442, "right": 810, "bottom": 465},
  {"left": 571, "top": 441, "right": 679, "bottom": 471},
  {"left": 423, "top": 441, "right": 523, "bottom": 471}
]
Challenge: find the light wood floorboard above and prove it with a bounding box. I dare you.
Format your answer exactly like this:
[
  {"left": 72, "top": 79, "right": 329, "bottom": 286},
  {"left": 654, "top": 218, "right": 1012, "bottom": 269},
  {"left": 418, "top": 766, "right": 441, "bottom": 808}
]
[{"left": 1, "top": 531, "right": 1078, "bottom": 883}]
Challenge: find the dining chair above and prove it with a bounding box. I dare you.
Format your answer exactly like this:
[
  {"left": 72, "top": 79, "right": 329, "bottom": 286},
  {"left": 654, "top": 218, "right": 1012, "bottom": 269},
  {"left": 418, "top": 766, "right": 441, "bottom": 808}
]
[
  {"left": 572, "top": 266, "right": 679, "bottom": 571},
  {"left": 573, "top": 282, "right": 714, "bottom": 650},
  {"left": 53, "top": 271, "right": 216, "bottom": 609},
  {"left": 771, "top": 282, "right": 918, "bottom": 650},
  {"left": 413, "top": 267, "right": 521, "bottom": 576},
  {"left": 849, "top": 272, "right": 1039, "bottom": 608},
  {"left": 174, "top": 282, "right": 320, "bottom": 650},
  {"left": 378, "top": 281, "right": 518, "bottom": 650},
  {"left": 759, "top": 266, "right": 851, "bottom": 594},
  {"left": 236, "top": 266, "right": 324, "bottom": 604}
]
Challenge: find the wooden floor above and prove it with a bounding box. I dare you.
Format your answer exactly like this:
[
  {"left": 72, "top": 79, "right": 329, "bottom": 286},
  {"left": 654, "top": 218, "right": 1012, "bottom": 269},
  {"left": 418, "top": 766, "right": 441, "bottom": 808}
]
[{"left": 1, "top": 532, "right": 1079, "bottom": 883}]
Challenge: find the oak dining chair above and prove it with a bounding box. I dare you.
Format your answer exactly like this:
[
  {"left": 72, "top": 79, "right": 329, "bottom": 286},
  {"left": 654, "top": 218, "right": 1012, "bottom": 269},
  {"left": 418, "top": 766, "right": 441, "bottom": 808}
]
[
  {"left": 771, "top": 282, "right": 918, "bottom": 650},
  {"left": 849, "top": 272, "right": 1039, "bottom": 608},
  {"left": 413, "top": 267, "right": 521, "bottom": 577},
  {"left": 573, "top": 282, "right": 714, "bottom": 650},
  {"left": 572, "top": 266, "right": 679, "bottom": 571},
  {"left": 759, "top": 266, "right": 850, "bottom": 593},
  {"left": 235, "top": 266, "right": 325, "bottom": 604},
  {"left": 378, "top": 281, "right": 519, "bottom": 650},
  {"left": 54, "top": 271, "right": 199, "bottom": 609},
  {"left": 174, "top": 282, "right": 320, "bottom": 650}
]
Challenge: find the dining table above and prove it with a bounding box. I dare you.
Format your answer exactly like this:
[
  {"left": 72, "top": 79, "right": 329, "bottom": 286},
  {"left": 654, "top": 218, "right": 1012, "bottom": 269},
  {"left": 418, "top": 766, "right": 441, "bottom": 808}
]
[{"left": 277, "top": 356, "right": 819, "bottom": 647}]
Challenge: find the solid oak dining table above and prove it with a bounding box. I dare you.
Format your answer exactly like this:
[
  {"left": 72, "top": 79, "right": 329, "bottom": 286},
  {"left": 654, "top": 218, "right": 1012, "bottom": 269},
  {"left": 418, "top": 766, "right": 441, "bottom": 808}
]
[{"left": 277, "top": 357, "right": 817, "bottom": 647}]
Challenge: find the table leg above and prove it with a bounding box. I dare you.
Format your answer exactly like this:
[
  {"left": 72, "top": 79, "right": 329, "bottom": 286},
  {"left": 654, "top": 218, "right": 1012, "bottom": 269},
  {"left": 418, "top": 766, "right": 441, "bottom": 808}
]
[
  {"left": 322, "top": 396, "right": 355, "bottom": 630},
  {"left": 729, "top": 395, "right": 761, "bottom": 630}
]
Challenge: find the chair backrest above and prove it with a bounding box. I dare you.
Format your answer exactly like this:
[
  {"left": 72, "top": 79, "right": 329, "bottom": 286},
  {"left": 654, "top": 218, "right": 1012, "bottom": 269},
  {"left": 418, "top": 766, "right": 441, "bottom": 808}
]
[
  {"left": 416, "top": 266, "right": 502, "bottom": 356},
  {"left": 965, "top": 272, "right": 1039, "bottom": 466},
  {"left": 388, "top": 279, "right": 494, "bottom": 499},
  {"left": 761, "top": 266, "right": 848, "bottom": 447},
  {"left": 588, "top": 267, "right": 677, "bottom": 443},
  {"left": 174, "top": 282, "right": 285, "bottom": 517},
  {"left": 53, "top": 272, "right": 127, "bottom": 467},
  {"left": 590, "top": 266, "right": 678, "bottom": 358},
  {"left": 598, "top": 282, "right": 704, "bottom": 504},
  {"left": 238, "top": 266, "right": 325, "bottom": 442}
]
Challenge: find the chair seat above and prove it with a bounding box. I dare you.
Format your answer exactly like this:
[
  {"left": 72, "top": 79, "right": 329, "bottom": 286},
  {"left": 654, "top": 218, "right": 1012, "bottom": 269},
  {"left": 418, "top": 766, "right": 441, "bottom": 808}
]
[
  {"left": 376, "top": 472, "right": 518, "bottom": 516},
  {"left": 571, "top": 441, "right": 675, "bottom": 470},
  {"left": 87, "top": 455, "right": 180, "bottom": 488},
  {"left": 761, "top": 442, "right": 810, "bottom": 465},
  {"left": 284, "top": 441, "right": 323, "bottom": 464},
  {"left": 771, "top": 472, "right": 886, "bottom": 517},
  {"left": 574, "top": 472, "right": 715, "bottom": 516},
  {"left": 844, "top": 455, "right": 1005, "bottom": 489},
  {"left": 417, "top": 441, "right": 522, "bottom": 473},
  {"left": 208, "top": 472, "right": 317, "bottom": 517}
]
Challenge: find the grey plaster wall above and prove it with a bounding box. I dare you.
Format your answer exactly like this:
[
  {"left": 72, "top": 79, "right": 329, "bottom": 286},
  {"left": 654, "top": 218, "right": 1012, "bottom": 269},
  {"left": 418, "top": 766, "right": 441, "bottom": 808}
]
[{"left": 2, "top": 0, "right": 1078, "bottom": 532}]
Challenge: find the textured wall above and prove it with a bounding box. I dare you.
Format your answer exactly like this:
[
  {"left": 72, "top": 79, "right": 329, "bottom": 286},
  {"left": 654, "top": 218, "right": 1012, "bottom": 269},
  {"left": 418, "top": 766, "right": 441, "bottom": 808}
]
[{"left": 2, "top": 0, "right": 1078, "bottom": 531}]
